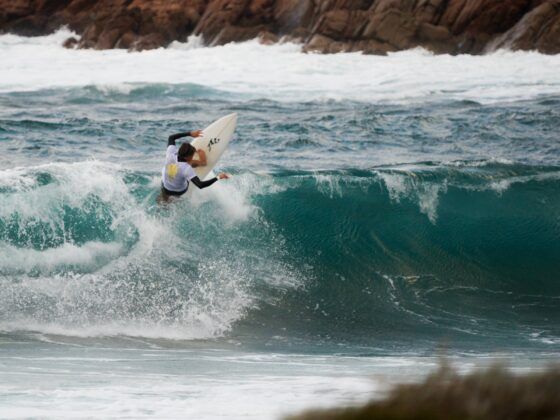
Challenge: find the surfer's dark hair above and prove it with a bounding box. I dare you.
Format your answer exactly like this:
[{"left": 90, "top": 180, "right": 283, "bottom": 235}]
[{"left": 178, "top": 143, "right": 196, "bottom": 162}]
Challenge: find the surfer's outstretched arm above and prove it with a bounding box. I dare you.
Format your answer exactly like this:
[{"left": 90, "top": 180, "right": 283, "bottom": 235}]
[
  {"left": 190, "top": 173, "right": 230, "bottom": 189},
  {"left": 190, "top": 176, "right": 218, "bottom": 189},
  {"left": 167, "top": 130, "right": 202, "bottom": 146}
]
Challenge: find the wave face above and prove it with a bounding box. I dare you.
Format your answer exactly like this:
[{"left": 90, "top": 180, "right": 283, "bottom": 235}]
[
  {"left": 0, "top": 32, "right": 559, "bottom": 352},
  {"left": 1, "top": 161, "right": 559, "bottom": 349}
]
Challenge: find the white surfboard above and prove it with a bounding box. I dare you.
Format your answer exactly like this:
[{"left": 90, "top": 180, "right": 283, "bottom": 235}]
[{"left": 190, "top": 113, "right": 237, "bottom": 180}]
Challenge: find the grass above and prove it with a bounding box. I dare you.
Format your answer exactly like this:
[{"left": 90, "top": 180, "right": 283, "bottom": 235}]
[{"left": 287, "top": 364, "right": 560, "bottom": 420}]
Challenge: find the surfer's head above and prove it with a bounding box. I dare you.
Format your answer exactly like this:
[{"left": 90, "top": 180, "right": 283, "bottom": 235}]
[{"left": 178, "top": 143, "right": 196, "bottom": 162}]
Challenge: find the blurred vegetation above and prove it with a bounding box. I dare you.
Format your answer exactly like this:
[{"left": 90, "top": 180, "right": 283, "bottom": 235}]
[{"left": 288, "top": 364, "right": 560, "bottom": 420}]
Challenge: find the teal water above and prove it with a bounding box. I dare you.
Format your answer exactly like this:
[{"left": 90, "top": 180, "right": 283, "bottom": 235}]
[
  {"left": 1, "top": 34, "right": 560, "bottom": 418},
  {"left": 1, "top": 84, "right": 559, "bottom": 353}
]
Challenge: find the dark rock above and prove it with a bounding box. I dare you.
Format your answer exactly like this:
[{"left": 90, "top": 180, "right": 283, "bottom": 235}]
[
  {"left": 363, "top": 9, "right": 418, "bottom": 49},
  {"left": 488, "top": 1, "right": 560, "bottom": 54},
  {"left": 0, "top": 0, "right": 559, "bottom": 55},
  {"left": 96, "top": 28, "right": 122, "bottom": 49},
  {"left": 303, "top": 34, "right": 335, "bottom": 53},
  {"left": 3, "top": 15, "right": 48, "bottom": 36},
  {"left": 273, "top": 0, "right": 314, "bottom": 32},
  {"left": 351, "top": 39, "right": 396, "bottom": 55},
  {"left": 130, "top": 32, "right": 167, "bottom": 51},
  {"left": 212, "top": 24, "right": 268, "bottom": 45},
  {"left": 114, "top": 31, "right": 137, "bottom": 49},
  {"left": 63, "top": 36, "right": 79, "bottom": 49},
  {"left": 281, "top": 26, "right": 309, "bottom": 43},
  {"left": 258, "top": 30, "right": 279, "bottom": 45}
]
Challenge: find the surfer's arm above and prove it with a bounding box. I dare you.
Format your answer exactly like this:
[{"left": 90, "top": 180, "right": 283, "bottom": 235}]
[
  {"left": 167, "top": 132, "right": 191, "bottom": 146},
  {"left": 190, "top": 176, "right": 218, "bottom": 189},
  {"left": 167, "top": 130, "right": 202, "bottom": 146},
  {"left": 190, "top": 149, "right": 207, "bottom": 168}
]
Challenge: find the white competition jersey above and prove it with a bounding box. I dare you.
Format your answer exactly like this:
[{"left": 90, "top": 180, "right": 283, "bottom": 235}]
[{"left": 161, "top": 145, "right": 197, "bottom": 192}]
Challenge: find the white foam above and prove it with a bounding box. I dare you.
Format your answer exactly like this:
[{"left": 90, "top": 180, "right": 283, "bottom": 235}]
[
  {"left": 0, "top": 164, "right": 302, "bottom": 341},
  {"left": 314, "top": 174, "right": 343, "bottom": 198},
  {"left": 378, "top": 171, "right": 444, "bottom": 224},
  {"left": 0, "top": 241, "right": 123, "bottom": 273},
  {"left": 1, "top": 30, "right": 560, "bottom": 103}
]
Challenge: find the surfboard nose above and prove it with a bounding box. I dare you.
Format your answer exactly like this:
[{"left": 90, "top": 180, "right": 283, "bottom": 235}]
[{"left": 225, "top": 112, "right": 237, "bottom": 125}]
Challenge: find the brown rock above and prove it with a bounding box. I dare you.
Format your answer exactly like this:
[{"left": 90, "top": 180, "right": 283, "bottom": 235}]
[
  {"left": 303, "top": 34, "right": 334, "bottom": 53},
  {"left": 316, "top": 10, "right": 350, "bottom": 39},
  {"left": 130, "top": 32, "right": 167, "bottom": 51},
  {"left": 258, "top": 30, "right": 279, "bottom": 45},
  {"left": 351, "top": 39, "right": 396, "bottom": 55},
  {"left": 194, "top": 0, "right": 250, "bottom": 44},
  {"left": 115, "top": 31, "right": 137, "bottom": 49},
  {"left": 413, "top": 0, "right": 448, "bottom": 24},
  {"left": 96, "top": 28, "right": 122, "bottom": 49},
  {"left": 362, "top": 9, "right": 418, "bottom": 49},
  {"left": 0, "top": 0, "right": 559, "bottom": 55},
  {"left": 273, "top": 0, "right": 314, "bottom": 32},
  {"left": 441, "top": 0, "right": 534, "bottom": 36},
  {"left": 2, "top": 15, "right": 48, "bottom": 36},
  {"left": 63, "top": 36, "right": 79, "bottom": 49},
  {"left": 417, "top": 22, "right": 451, "bottom": 42},
  {"left": 78, "top": 22, "right": 103, "bottom": 49},
  {"left": 489, "top": 1, "right": 560, "bottom": 54},
  {"left": 212, "top": 24, "right": 267, "bottom": 45},
  {"left": 281, "top": 26, "right": 309, "bottom": 43}
]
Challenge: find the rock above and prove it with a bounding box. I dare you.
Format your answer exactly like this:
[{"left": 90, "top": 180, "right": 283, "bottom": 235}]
[
  {"left": 303, "top": 34, "right": 336, "bottom": 53},
  {"left": 280, "top": 26, "right": 309, "bottom": 43},
  {"left": 316, "top": 10, "right": 351, "bottom": 39},
  {"left": 63, "top": 36, "right": 79, "bottom": 49},
  {"left": 273, "top": 0, "right": 314, "bottom": 32},
  {"left": 212, "top": 24, "right": 268, "bottom": 45},
  {"left": 416, "top": 22, "right": 454, "bottom": 53},
  {"left": 351, "top": 39, "right": 396, "bottom": 55},
  {"left": 130, "top": 32, "right": 167, "bottom": 51},
  {"left": 96, "top": 28, "right": 123, "bottom": 49},
  {"left": 488, "top": 1, "right": 560, "bottom": 54},
  {"left": 115, "top": 31, "right": 137, "bottom": 49},
  {"left": 194, "top": 0, "right": 250, "bottom": 44},
  {"left": 417, "top": 22, "right": 451, "bottom": 43},
  {"left": 0, "top": 0, "right": 559, "bottom": 55},
  {"left": 362, "top": 9, "right": 418, "bottom": 49},
  {"left": 2, "top": 15, "right": 48, "bottom": 36},
  {"left": 258, "top": 30, "right": 279, "bottom": 45}
]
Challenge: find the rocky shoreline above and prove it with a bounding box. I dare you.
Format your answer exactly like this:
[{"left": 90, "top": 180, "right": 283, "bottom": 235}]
[{"left": 1, "top": 0, "right": 560, "bottom": 54}]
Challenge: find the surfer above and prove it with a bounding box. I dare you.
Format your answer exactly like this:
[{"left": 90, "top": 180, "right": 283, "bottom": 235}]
[{"left": 159, "top": 130, "right": 229, "bottom": 203}]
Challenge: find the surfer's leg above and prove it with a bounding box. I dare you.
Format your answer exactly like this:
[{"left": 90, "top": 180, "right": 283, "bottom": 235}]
[{"left": 157, "top": 190, "right": 171, "bottom": 204}]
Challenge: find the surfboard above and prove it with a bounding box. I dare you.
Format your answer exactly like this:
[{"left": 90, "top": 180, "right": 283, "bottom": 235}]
[{"left": 190, "top": 113, "right": 237, "bottom": 180}]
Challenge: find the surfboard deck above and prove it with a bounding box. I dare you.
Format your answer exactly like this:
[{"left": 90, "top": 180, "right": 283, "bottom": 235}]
[{"left": 190, "top": 113, "right": 237, "bottom": 180}]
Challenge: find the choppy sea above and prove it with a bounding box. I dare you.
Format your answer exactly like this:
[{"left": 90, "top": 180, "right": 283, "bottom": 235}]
[{"left": 1, "top": 29, "right": 559, "bottom": 419}]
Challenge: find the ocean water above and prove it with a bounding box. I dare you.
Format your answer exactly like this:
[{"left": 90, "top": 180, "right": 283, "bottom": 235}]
[{"left": 1, "top": 29, "right": 560, "bottom": 418}]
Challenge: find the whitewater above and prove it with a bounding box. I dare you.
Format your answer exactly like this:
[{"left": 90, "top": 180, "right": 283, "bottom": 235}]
[
  {"left": 2, "top": 29, "right": 560, "bottom": 103},
  {"left": 0, "top": 29, "right": 559, "bottom": 419}
]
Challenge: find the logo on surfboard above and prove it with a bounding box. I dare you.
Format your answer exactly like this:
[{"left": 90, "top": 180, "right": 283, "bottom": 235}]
[{"left": 208, "top": 137, "right": 221, "bottom": 152}]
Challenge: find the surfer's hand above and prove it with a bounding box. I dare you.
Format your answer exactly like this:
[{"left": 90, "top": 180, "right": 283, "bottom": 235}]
[
  {"left": 191, "top": 130, "right": 203, "bottom": 138},
  {"left": 218, "top": 173, "right": 230, "bottom": 180}
]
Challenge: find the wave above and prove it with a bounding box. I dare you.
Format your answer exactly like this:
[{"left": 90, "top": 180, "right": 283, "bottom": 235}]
[
  {"left": 2, "top": 29, "right": 560, "bottom": 104},
  {"left": 0, "top": 161, "right": 299, "bottom": 340},
  {"left": 0, "top": 160, "right": 559, "bottom": 348}
]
